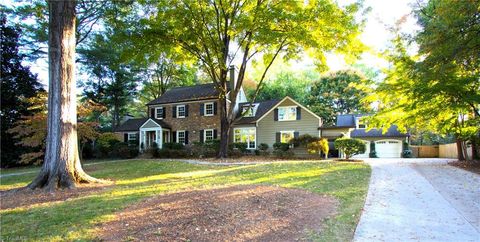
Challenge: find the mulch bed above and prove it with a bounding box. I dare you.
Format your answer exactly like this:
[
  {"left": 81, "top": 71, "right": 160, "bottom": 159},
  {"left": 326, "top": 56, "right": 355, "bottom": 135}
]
[
  {"left": 0, "top": 183, "right": 112, "bottom": 210},
  {"left": 449, "top": 160, "right": 480, "bottom": 175},
  {"left": 99, "top": 185, "right": 338, "bottom": 241}
]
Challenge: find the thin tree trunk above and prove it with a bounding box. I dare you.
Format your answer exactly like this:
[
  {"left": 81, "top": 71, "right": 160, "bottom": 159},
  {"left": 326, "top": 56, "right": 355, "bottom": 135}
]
[
  {"left": 456, "top": 138, "right": 465, "bottom": 161},
  {"left": 28, "top": 0, "right": 104, "bottom": 191}
]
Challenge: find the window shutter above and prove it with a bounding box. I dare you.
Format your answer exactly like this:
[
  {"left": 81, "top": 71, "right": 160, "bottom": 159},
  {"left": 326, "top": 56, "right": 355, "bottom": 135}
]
[
  {"left": 136, "top": 133, "right": 139, "bottom": 141},
  {"left": 293, "top": 132, "right": 300, "bottom": 147},
  {"left": 185, "top": 131, "right": 189, "bottom": 144},
  {"left": 185, "top": 105, "right": 189, "bottom": 117},
  {"left": 213, "top": 102, "right": 217, "bottom": 115},
  {"left": 274, "top": 108, "right": 278, "bottom": 121},
  {"left": 172, "top": 131, "right": 177, "bottom": 143},
  {"left": 200, "top": 130, "right": 204, "bottom": 143},
  {"left": 200, "top": 103, "right": 204, "bottom": 116},
  {"left": 150, "top": 108, "right": 155, "bottom": 118},
  {"left": 276, "top": 132, "right": 281, "bottom": 143},
  {"left": 162, "top": 107, "right": 166, "bottom": 118},
  {"left": 124, "top": 133, "right": 128, "bottom": 142},
  {"left": 172, "top": 106, "right": 177, "bottom": 118},
  {"left": 296, "top": 107, "right": 301, "bottom": 120},
  {"left": 213, "top": 129, "right": 218, "bottom": 139}
]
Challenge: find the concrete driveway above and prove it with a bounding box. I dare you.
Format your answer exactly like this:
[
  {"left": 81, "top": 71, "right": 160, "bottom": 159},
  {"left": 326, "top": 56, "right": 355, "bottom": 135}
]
[{"left": 354, "top": 158, "right": 480, "bottom": 242}]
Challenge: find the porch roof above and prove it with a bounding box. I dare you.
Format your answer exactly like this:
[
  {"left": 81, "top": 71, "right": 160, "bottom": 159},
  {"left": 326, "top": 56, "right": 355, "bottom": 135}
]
[{"left": 114, "top": 118, "right": 171, "bottom": 132}]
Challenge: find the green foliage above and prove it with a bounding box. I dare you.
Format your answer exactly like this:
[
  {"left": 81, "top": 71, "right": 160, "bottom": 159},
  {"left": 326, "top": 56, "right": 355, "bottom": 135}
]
[
  {"left": 258, "top": 143, "right": 269, "bottom": 151},
  {"left": 290, "top": 134, "right": 321, "bottom": 147},
  {"left": 112, "top": 142, "right": 139, "bottom": 159},
  {"left": 306, "top": 70, "right": 371, "bottom": 126},
  {"left": 273, "top": 142, "right": 290, "bottom": 152},
  {"left": 1, "top": 17, "right": 44, "bottom": 167},
  {"left": 334, "top": 138, "right": 366, "bottom": 160},
  {"left": 163, "top": 142, "right": 185, "bottom": 150},
  {"left": 96, "top": 133, "right": 122, "bottom": 157},
  {"left": 232, "top": 142, "right": 248, "bottom": 153},
  {"left": 191, "top": 140, "right": 220, "bottom": 158},
  {"left": 369, "top": 142, "right": 377, "bottom": 158},
  {"left": 307, "top": 138, "right": 329, "bottom": 159},
  {"left": 365, "top": 0, "right": 479, "bottom": 160}
]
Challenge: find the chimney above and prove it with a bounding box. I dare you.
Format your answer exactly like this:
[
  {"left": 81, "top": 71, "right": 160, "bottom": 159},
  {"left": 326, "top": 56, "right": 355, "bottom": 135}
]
[{"left": 229, "top": 65, "right": 237, "bottom": 94}]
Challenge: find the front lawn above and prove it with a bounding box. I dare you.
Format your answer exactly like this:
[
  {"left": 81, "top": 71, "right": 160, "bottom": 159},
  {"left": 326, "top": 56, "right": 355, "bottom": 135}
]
[{"left": 0, "top": 159, "right": 370, "bottom": 241}]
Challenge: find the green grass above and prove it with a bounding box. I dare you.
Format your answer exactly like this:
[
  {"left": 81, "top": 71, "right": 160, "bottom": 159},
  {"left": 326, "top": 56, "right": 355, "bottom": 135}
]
[{"left": 0, "top": 159, "right": 370, "bottom": 241}]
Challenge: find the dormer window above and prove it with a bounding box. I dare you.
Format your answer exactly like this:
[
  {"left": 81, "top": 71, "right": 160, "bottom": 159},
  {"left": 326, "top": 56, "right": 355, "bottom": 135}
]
[
  {"left": 242, "top": 104, "right": 258, "bottom": 117},
  {"left": 356, "top": 117, "right": 367, "bottom": 129}
]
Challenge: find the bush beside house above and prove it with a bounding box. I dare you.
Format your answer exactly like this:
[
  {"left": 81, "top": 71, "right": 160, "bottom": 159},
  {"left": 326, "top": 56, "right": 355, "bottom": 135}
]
[{"left": 334, "top": 138, "right": 366, "bottom": 160}]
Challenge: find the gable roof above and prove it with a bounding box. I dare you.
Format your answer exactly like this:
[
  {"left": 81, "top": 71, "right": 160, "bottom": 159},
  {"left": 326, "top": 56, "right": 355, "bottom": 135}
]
[
  {"left": 256, "top": 96, "right": 322, "bottom": 123},
  {"left": 147, "top": 82, "right": 231, "bottom": 105},
  {"left": 114, "top": 118, "right": 171, "bottom": 132},
  {"left": 335, "top": 114, "right": 407, "bottom": 137},
  {"left": 234, "top": 99, "right": 281, "bottom": 124}
]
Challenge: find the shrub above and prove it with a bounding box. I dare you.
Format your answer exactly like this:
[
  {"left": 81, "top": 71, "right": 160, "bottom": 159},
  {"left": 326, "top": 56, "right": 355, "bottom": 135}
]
[
  {"left": 402, "top": 141, "right": 412, "bottom": 158},
  {"left": 273, "top": 142, "right": 290, "bottom": 152},
  {"left": 163, "top": 142, "right": 184, "bottom": 150},
  {"left": 154, "top": 148, "right": 189, "bottom": 158},
  {"left": 258, "top": 143, "right": 269, "bottom": 151},
  {"left": 96, "top": 132, "right": 121, "bottom": 157},
  {"left": 369, "top": 142, "right": 378, "bottom": 158},
  {"left": 334, "top": 138, "right": 366, "bottom": 160},
  {"left": 114, "top": 142, "right": 139, "bottom": 159},
  {"left": 232, "top": 142, "right": 248, "bottom": 153},
  {"left": 273, "top": 150, "right": 294, "bottom": 159},
  {"left": 289, "top": 134, "right": 320, "bottom": 147},
  {"left": 191, "top": 140, "right": 219, "bottom": 158},
  {"left": 307, "top": 138, "right": 329, "bottom": 159}
]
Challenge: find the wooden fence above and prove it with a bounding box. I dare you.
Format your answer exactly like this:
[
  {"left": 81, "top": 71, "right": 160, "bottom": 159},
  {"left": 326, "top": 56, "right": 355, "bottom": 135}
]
[
  {"left": 412, "top": 143, "right": 472, "bottom": 159},
  {"left": 411, "top": 145, "right": 439, "bottom": 158}
]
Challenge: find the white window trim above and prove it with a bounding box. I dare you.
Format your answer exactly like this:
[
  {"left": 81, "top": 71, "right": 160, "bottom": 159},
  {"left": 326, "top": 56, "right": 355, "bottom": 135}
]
[
  {"left": 280, "top": 130, "right": 295, "bottom": 143},
  {"left": 356, "top": 117, "right": 367, "bottom": 129},
  {"left": 278, "top": 106, "right": 297, "bottom": 121},
  {"left": 127, "top": 132, "right": 137, "bottom": 141},
  {"left": 176, "top": 130, "right": 186, "bottom": 144},
  {"left": 204, "top": 129, "right": 214, "bottom": 141},
  {"left": 155, "top": 107, "right": 164, "bottom": 119},
  {"left": 204, "top": 102, "right": 214, "bottom": 116},
  {"left": 177, "top": 105, "right": 186, "bottom": 118},
  {"left": 234, "top": 127, "right": 257, "bottom": 150}
]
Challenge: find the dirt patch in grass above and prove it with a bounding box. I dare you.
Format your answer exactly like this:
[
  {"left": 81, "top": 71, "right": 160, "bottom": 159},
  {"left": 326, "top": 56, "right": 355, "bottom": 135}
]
[
  {"left": 449, "top": 160, "right": 480, "bottom": 174},
  {"left": 99, "top": 185, "right": 338, "bottom": 241},
  {"left": 0, "top": 183, "right": 112, "bottom": 210}
]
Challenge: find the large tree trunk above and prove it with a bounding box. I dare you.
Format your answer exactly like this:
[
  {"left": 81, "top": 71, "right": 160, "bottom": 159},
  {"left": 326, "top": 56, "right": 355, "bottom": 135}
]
[{"left": 28, "top": 0, "right": 103, "bottom": 191}]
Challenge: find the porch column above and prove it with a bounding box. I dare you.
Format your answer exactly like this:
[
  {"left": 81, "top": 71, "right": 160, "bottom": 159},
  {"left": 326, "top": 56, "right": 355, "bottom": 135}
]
[{"left": 157, "top": 129, "right": 163, "bottom": 149}]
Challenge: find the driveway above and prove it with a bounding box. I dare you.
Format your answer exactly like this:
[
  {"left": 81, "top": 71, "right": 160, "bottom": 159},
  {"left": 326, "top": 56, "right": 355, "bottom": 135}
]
[{"left": 354, "top": 158, "right": 480, "bottom": 242}]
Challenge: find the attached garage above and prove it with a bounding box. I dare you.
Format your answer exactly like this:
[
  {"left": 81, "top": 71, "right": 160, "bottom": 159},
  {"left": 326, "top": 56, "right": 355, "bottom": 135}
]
[{"left": 375, "top": 139, "right": 403, "bottom": 158}]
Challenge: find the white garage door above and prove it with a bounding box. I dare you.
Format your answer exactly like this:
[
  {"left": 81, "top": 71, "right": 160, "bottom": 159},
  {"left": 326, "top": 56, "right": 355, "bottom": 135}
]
[
  {"left": 375, "top": 140, "right": 402, "bottom": 158},
  {"left": 353, "top": 140, "right": 370, "bottom": 158}
]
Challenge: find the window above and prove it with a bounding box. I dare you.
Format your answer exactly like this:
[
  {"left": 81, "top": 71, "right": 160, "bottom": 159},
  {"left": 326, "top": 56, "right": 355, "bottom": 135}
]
[
  {"left": 234, "top": 127, "right": 256, "bottom": 149},
  {"left": 204, "top": 102, "right": 214, "bottom": 116},
  {"left": 177, "top": 105, "right": 186, "bottom": 118},
  {"left": 155, "top": 107, "right": 163, "bottom": 119},
  {"left": 204, "top": 129, "right": 214, "bottom": 141},
  {"left": 356, "top": 117, "right": 367, "bottom": 129},
  {"left": 177, "top": 130, "right": 186, "bottom": 144},
  {"left": 242, "top": 104, "right": 258, "bottom": 117},
  {"left": 128, "top": 133, "right": 137, "bottom": 141},
  {"left": 280, "top": 131, "right": 295, "bottom": 143},
  {"left": 278, "top": 106, "right": 297, "bottom": 121}
]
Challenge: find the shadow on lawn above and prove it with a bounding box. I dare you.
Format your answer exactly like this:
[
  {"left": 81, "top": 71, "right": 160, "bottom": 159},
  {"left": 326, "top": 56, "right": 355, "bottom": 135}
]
[{"left": 0, "top": 161, "right": 370, "bottom": 241}]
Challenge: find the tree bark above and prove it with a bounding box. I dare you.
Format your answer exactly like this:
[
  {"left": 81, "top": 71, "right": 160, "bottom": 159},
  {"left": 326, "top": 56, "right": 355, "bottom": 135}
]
[
  {"left": 28, "top": 0, "right": 103, "bottom": 191},
  {"left": 456, "top": 138, "right": 465, "bottom": 161},
  {"left": 218, "top": 96, "right": 230, "bottom": 158}
]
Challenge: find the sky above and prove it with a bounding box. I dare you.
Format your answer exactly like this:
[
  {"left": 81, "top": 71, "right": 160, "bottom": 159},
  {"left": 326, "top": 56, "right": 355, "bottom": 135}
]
[{"left": 6, "top": 0, "right": 422, "bottom": 87}]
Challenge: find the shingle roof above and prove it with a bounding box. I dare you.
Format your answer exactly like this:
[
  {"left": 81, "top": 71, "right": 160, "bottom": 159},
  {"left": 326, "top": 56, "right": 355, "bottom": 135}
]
[
  {"left": 351, "top": 125, "right": 408, "bottom": 138},
  {"left": 334, "top": 114, "right": 407, "bottom": 137},
  {"left": 147, "top": 82, "right": 231, "bottom": 105},
  {"left": 114, "top": 118, "right": 171, "bottom": 132},
  {"left": 234, "top": 99, "right": 281, "bottom": 124}
]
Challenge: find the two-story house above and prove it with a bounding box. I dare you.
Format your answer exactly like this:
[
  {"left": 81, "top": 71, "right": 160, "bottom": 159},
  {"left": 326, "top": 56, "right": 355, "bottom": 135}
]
[
  {"left": 319, "top": 114, "right": 408, "bottom": 158},
  {"left": 114, "top": 67, "right": 323, "bottom": 154}
]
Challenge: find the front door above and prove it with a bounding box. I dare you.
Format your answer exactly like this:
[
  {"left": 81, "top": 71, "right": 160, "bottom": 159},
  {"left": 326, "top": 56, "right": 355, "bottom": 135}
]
[{"left": 147, "top": 131, "right": 156, "bottom": 148}]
